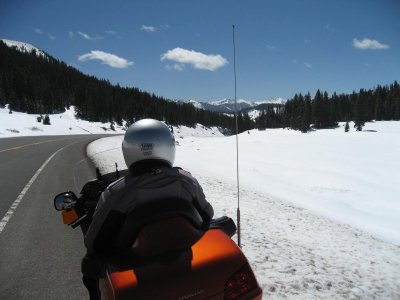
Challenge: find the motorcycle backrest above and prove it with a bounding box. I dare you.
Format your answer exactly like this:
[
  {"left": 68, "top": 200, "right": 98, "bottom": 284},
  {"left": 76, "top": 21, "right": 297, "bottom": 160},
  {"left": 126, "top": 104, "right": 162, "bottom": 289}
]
[
  {"left": 132, "top": 217, "right": 204, "bottom": 257},
  {"left": 114, "top": 197, "right": 205, "bottom": 254},
  {"left": 210, "top": 216, "right": 237, "bottom": 237}
]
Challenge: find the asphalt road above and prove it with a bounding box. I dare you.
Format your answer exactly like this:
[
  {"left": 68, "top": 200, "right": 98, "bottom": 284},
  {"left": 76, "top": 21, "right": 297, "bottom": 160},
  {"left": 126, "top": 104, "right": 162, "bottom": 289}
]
[{"left": 0, "top": 135, "right": 112, "bottom": 299}]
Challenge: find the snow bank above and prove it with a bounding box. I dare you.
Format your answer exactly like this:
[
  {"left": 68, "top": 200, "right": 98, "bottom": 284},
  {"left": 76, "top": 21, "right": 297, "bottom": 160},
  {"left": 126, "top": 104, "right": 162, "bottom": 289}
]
[
  {"left": 87, "top": 122, "right": 400, "bottom": 245},
  {"left": 0, "top": 106, "right": 224, "bottom": 139},
  {"left": 174, "top": 123, "right": 224, "bottom": 138},
  {"left": 0, "top": 106, "right": 127, "bottom": 137},
  {"left": 197, "top": 172, "right": 400, "bottom": 299},
  {"left": 176, "top": 121, "right": 400, "bottom": 246}
]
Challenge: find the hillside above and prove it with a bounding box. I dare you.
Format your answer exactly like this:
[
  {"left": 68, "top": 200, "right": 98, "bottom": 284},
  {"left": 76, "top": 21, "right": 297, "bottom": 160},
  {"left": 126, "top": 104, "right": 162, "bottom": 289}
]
[
  {"left": 0, "top": 40, "right": 235, "bottom": 130},
  {"left": 0, "top": 105, "right": 225, "bottom": 138},
  {"left": 1, "top": 39, "right": 47, "bottom": 58}
]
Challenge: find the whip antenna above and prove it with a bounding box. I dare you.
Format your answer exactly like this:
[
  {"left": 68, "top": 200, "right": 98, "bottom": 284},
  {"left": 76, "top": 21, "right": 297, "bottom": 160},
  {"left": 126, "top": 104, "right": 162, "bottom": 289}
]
[{"left": 232, "top": 25, "right": 241, "bottom": 248}]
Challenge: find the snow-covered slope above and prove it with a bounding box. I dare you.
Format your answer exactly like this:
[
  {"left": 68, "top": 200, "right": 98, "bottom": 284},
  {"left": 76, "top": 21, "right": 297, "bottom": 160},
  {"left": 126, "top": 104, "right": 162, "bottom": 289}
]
[
  {"left": 0, "top": 105, "right": 224, "bottom": 138},
  {"left": 208, "top": 98, "right": 252, "bottom": 106},
  {"left": 208, "top": 97, "right": 286, "bottom": 106},
  {"left": 1, "top": 39, "right": 47, "bottom": 58},
  {"left": 86, "top": 122, "right": 400, "bottom": 299},
  {"left": 254, "top": 97, "right": 286, "bottom": 105},
  {"left": 187, "top": 100, "right": 203, "bottom": 109},
  {"left": 248, "top": 109, "right": 262, "bottom": 120},
  {"left": 0, "top": 105, "right": 127, "bottom": 136}
]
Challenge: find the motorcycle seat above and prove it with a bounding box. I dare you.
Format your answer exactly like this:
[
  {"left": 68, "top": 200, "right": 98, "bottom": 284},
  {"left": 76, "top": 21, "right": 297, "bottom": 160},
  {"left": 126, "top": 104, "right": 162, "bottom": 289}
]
[{"left": 114, "top": 197, "right": 205, "bottom": 254}]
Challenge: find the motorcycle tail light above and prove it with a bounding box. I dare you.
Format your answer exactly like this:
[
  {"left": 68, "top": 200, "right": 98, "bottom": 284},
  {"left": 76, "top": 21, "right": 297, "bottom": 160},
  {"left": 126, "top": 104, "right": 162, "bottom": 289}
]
[{"left": 224, "top": 264, "right": 258, "bottom": 300}]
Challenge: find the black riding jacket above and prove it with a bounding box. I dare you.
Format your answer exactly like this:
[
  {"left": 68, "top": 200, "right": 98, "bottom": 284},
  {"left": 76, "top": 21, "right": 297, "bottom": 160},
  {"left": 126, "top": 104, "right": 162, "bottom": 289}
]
[{"left": 84, "top": 166, "right": 214, "bottom": 253}]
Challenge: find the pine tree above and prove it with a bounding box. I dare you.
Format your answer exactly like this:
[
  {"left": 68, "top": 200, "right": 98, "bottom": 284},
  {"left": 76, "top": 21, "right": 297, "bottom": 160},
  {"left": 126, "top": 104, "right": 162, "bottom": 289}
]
[
  {"left": 301, "top": 93, "right": 312, "bottom": 132},
  {"left": 43, "top": 114, "right": 50, "bottom": 125},
  {"left": 390, "top": 81, "right": 400, "bottom": 120},
  {"left": 345, "top": 121, "right": 349, "bottom": 132},
  {"left": 353, "top": 94, "right": 365, "bottom": 131},
  {"left": 312, "top": 90, "right": 324, "bottom": 128}
]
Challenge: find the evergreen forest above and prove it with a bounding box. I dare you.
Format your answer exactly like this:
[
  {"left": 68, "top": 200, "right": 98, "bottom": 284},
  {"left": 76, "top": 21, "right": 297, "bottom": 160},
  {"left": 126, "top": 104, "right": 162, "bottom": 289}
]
[{"left": 256, "top": 83, "right": 400, "bottom": 132}]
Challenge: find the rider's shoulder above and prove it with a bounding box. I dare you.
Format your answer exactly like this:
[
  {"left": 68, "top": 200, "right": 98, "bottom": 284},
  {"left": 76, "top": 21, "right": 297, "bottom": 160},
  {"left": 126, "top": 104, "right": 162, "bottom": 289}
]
[
  {"left": 172, "top": 167, "right": 194, "bottom": 178},
  {"left": 105, "top": 176, "right": 126, "bottom": 192}
]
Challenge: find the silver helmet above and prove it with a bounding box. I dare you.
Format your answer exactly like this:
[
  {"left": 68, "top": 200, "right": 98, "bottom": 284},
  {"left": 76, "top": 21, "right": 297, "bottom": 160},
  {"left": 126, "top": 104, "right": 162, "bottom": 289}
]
[{"left": 122, "top": 119, "right": 175, "bottom": 168}]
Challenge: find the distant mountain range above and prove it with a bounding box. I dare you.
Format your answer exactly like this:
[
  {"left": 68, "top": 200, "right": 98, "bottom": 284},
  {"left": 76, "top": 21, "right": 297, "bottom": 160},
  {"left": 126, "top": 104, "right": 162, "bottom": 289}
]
[{"left": 184, "top": 98, "right": 286, "bottom": 114}]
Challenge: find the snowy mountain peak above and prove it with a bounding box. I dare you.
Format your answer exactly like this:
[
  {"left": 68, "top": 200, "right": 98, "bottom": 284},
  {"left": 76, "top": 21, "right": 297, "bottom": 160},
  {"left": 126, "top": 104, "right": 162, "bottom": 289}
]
[
  {"left": 187, "top": 100, "right": 203, "bottom": 109},
  {"left": 254, "top": 97, "right": 287, "bottom": 105},
  {"left": 208, "top": 98, "right": 252, "bottom": 106},
  {"left": 195, "top": 97, "right": 287, "bottom": 114},
  {"left": 208, "top": 98, "right": 229, "bottom": 105},
  {"left": 1, "top": 39, "right": 47, "bottom": 58},
  {"left": 176, "top": 97, "right": 287, "bottom": 114}
]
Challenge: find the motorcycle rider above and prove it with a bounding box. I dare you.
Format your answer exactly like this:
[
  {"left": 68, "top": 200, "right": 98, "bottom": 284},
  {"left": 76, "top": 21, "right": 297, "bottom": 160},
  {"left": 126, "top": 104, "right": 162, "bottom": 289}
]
[{"left": 82, "top": 118, "right": 214, "bottom": 299}]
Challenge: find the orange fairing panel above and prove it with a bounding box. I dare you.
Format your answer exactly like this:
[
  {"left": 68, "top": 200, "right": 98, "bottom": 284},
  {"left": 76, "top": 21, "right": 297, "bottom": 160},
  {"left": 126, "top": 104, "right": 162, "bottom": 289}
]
[
  {"left": 191, "top": 229, "right": 244, "bottom": 268},
  {"left": 110, "top": 270, "right": 138, "bottom": 290},
  {"left": 106, "top": 229, "right": 248, "bottom": 300},
  {"left": 62, "top": 209, "right": 78, "bottom": 225}
]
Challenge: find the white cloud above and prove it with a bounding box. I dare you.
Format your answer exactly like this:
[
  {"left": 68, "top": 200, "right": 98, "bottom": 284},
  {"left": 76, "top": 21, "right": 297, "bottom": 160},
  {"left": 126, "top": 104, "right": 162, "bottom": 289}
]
[
  {"left": 68, "top": 31, "right": 74, "bottom": 38},
  {"left": 353, "top": 38, "right": 389, "bottom": 50},
  {"left": 304, "top": 62, "right": 312, "bottom": 68},
  {"left": 166, "top": 64, "right": 184, "bottom": 71},
  {"left": 141, "top": 25, "right": 156, "bottom": 32},
  {"left": 78, "top": 50, "right": 134, "bottom": 68},
  {"left": 105, "top": 30, "right": 122, "bottom": 39},
  {"left": 161, "top": 47, "right": 228, "bottom": 71},
  {"left": 174, "top": 64, "right": 184, "bottom": 71},
  {"left": 78, "top": 32, "right": 104, "bottom": 40},
  {"left": 34, "top": 28, "right": 55, "bottom": 40},
  {"left": 266, "top": 44, "right": 277, "bottom": 50},
  {"left": 78, "top": 32, "right": 92, "bottom": 40}
]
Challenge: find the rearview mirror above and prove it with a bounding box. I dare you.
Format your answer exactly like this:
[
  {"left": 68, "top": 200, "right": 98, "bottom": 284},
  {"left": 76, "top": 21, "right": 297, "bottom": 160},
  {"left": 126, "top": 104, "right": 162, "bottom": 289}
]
[{"left": 54, "top": 192, "right": 78, "bottom": 211}]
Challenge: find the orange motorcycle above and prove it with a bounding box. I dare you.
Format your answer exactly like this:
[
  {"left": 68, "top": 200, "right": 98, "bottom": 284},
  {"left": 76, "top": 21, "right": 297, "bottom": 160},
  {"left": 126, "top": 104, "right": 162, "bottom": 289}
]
[{"left": 54, "top": 166, "right": 262, "bottom": 300}]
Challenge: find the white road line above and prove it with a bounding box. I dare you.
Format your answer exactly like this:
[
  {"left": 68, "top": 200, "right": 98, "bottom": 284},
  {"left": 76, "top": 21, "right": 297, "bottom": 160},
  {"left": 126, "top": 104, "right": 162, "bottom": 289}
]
[{"left": 0, "top": 146, "right": 65, "bottom": 234}]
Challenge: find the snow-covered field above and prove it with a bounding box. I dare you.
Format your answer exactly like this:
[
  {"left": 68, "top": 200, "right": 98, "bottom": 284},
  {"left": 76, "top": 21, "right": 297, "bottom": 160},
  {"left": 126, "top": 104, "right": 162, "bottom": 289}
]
[
  {"left": 87, "top": 123, "right": 400, "bottom": 299},
  {"left": 0, "top": 105, "right": 127, "bottom": 136},
  {"left": 0, "top": 105, "right": 225, "bottom": 138},
  {"left": 2, "top": 106, "right": 400, "bottom": 298}
]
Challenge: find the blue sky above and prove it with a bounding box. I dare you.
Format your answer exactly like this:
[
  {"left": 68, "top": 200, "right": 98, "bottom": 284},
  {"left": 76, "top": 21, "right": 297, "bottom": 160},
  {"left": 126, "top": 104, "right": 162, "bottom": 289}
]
[{"left": 1, "top": 0, "right": 399, "bottom": 102}]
